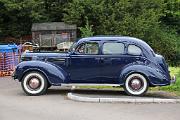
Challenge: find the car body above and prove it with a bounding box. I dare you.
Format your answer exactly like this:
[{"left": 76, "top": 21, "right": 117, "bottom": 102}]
[{"left": 13, "top": 36, "right": 176, "bottom": 96}]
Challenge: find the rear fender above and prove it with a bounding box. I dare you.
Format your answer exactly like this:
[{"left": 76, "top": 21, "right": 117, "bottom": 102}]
[
  {"left": 119, "top": 65, "right": 170, "bottom": 86},
  {"left": 15, "top": 61, "right": 69, "bottom": 86}
]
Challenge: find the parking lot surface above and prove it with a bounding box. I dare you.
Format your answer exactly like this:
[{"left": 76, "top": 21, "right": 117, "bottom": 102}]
[{"left": 0, "top": 77, "right": 180, "bottom": 120}]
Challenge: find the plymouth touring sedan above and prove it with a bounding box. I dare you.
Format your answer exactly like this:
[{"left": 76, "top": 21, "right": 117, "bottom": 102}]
[{"left": 13, "top": 36, "right": 176, "bottom": 96}]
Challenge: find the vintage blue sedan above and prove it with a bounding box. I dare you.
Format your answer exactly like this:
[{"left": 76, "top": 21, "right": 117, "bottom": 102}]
[{"left": 13, "top": 36, "right": 176, "bottom": 96}]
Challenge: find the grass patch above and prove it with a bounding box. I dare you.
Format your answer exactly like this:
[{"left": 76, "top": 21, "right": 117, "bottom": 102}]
[{"left": 157, "top": 67, "right": 180, "bottom": 95}]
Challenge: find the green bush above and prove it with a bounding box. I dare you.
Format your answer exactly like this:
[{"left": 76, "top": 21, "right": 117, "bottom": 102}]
[
  {"left": 79, "top": 17, "right": 94, "bottom": 37},
  {"left": 146, "top": 27, "right": 178, "bottom": 64}
]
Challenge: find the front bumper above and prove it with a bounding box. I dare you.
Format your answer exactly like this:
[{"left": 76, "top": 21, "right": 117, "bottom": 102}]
[
  {"left": 170, "top": 75, "right": 176, "bottom": 84},
  {"left": 11, "top": 71, "right": 18, "bottom": 80}
]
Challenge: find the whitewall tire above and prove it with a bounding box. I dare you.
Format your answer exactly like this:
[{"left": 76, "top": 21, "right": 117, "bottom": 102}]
[
  {"left": 21, "top": 71, "right": 48, "bottom": 96},
  {"left": 123, "top": 73, "right": 148, "bottom": 96}
]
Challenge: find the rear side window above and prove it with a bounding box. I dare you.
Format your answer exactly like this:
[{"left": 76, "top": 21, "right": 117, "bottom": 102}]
[
  {"left": 128, "top": 45, "right": 142, "bottom": 55},
  {"left": 103, "top": 42, "right": 125, "bottom": 54}
]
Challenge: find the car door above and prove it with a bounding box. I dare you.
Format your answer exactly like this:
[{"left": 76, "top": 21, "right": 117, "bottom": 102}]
[
  {"left": 99, "top": 42, "right": 126, "bottom": 84},
  {"left": 125, "top": 44, "right": 146, "bottom": 66},
  {"left": 68, "top": 41, "right": 101, "bottom": 83}
]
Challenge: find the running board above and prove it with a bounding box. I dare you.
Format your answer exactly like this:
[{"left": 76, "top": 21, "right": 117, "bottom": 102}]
[{"left": 61, "top": 84, "right": 121, "bottom": 87}]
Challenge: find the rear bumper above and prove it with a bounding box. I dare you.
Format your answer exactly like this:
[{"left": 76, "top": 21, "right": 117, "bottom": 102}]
[{"left": 170, "top": 75, "right": 176, "bottom": 84}]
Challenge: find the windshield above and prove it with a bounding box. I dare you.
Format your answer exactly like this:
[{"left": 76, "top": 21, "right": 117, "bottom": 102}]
[{"left": 68, "top": 42, "right": 77, "bottom": 52}]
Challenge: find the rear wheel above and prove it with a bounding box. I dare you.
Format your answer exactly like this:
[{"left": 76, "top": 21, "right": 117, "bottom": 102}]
[
  {"left": 123, "top": 73, "right": 148, "bottom": 96},
  {"left": 21, "top": 71, "right": 48, "bottom": 96}
]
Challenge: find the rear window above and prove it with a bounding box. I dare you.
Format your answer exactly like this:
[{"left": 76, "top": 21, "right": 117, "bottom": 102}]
[
  {"left": 128, "top": 45, "right": 142, "bottom": 55},
  {"left": 103, "top": 42, "right": 125, "bottom": 54}
]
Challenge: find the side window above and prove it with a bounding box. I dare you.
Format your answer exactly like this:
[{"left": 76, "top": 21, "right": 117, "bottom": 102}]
[
  {"left": 75, "top": 43, "right": 85, "bottom": 54},
  {"left": 103, "top": 42, "right": 125, "bottom": 54},
  {"left": 75, "top": 42, "right": 99, "bottom": 54},
  {"left": 128, "top": 45, "right": 142, "bottom": 55}
]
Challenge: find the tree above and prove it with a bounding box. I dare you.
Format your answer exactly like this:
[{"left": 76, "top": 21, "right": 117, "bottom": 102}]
[
  {"left": 64, "top": 0, "right": 174, "bottom": 56},
  {"left": 0, "top": 0, "right": 43, "bottom": 37},
  {"left": 160, "top": 0, "right": 180, "bottom": 64},
  {"left": 161, "top": 0, "right": 180, "bottom": 34},
  {"left": 79, "top": 17, "right": 94, "bottom": 37},
  {"left": 0, "top": 0, "right": 179, "bottom": 64},
  {"left": 0, "top": 0, "right": 69, "bottom": 38},
  {"left": 63, "top": 0, "right": 178, "bottom": 62},
  {"left": 64, "top": 0, "right": 164, "bottom": 36}
]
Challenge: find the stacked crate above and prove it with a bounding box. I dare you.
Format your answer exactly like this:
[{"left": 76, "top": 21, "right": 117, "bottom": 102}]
[{"left": 0, "top": 44, "right": 20, "bottom": 77}]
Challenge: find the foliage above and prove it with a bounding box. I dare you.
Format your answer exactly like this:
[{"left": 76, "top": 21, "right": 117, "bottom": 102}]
[
  {"left": 0, "top": 0, "right": 69, "bottom": 37},
  {"left": 64, "top": 0, "right": 179, "bottom": 63},
  {"left": 64, "top": 0, "right": 164, "bottom": 35},
  {"left": 162, "top": 0, "right": 180, "bottom": 34},
  {"left": 147, "top": 26, "right": 178, "bottom": 63},
  {"left": 0, "top": 0, "right": 179, "bottom": 64},
  {"left": 79, "top": 17, "right": 94, "bottom": 37},
  {"left": 160, "top": 0, "right": 180, "bottom": 65}
]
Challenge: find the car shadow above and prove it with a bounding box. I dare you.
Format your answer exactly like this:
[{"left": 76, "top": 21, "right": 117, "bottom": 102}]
[
  {"left": 46, "top": 87, "right": 125, "bottom": 96},
  {"left": 47, "top": 88, "right": 71, "bottom": 95}
]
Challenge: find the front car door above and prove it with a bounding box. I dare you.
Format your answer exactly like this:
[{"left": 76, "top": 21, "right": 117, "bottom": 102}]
[{"left": 68, "top": 41, "right": 101, "bottom": 83}]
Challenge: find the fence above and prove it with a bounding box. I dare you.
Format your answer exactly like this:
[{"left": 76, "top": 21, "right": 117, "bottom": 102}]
[{"left": 0, "top": 44, "right": 21, "bottom": 77}]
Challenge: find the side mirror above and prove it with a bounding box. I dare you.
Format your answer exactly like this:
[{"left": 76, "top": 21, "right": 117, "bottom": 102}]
[
  {"left": 69, "top": 48, "right": 76, "bottom": 55},
  {"left": 70, "top": 49, "right": 83, "bottom": 55}
]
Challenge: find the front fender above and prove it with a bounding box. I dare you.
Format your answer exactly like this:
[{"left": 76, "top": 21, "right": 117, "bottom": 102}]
[
  {"left": 15, "top": 61, "right": 69, "bottom": 86},
  {"left": 119, "top": 64, "right": 170, "bottom": 86}
]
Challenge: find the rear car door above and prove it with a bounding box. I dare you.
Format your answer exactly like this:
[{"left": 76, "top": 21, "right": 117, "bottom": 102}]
[
  {"left": 125, "top": 44, "right": 146, "bottom": 66},
  {"left": 99, "top": 42, "right": 126, "bottom": 83}
]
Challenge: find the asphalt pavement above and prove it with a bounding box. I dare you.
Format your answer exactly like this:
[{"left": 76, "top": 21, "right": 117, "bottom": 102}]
[{"left": 0, "top": 77, "right": 180, "bottom": 120}]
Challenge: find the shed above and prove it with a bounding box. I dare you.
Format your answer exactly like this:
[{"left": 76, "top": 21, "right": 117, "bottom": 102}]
[{"left": 31, "top": 22, "right": 77, "bottom": 49}]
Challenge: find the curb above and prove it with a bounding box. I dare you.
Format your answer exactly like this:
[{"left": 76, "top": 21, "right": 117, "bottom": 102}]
[{"left": 67, "top": 93, "right": 180, "bottom": 104}]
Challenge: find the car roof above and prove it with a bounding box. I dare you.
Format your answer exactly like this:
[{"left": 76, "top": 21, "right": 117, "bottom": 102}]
[{"left": 78, "top": 36, "right": 153, "bottom": 51}]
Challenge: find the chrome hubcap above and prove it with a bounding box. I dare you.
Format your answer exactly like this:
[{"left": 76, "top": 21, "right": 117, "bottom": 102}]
[
  {"left": 130, "top": 79, "right": 142, "bottom": 91},
  {"left": 29, "top": 78, "right": 40, "bottom": 89}
]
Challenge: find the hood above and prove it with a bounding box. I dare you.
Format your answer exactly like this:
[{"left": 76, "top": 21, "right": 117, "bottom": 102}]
[{"left": 21, "top": 52, "right": 69, "bottom": 61}]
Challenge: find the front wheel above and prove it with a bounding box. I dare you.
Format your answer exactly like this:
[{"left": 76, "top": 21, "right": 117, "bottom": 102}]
[
  {"left": 123, "top": 73, "right": 148, "bottom": 96},
  {"left": 21, "top": 71, "right": 48, "bottom": 96}
]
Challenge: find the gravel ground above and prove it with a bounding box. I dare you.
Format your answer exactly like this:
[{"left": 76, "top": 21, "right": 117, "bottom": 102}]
[{"left": 0, "top": 77, "right": 180, "bottom": 120}]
